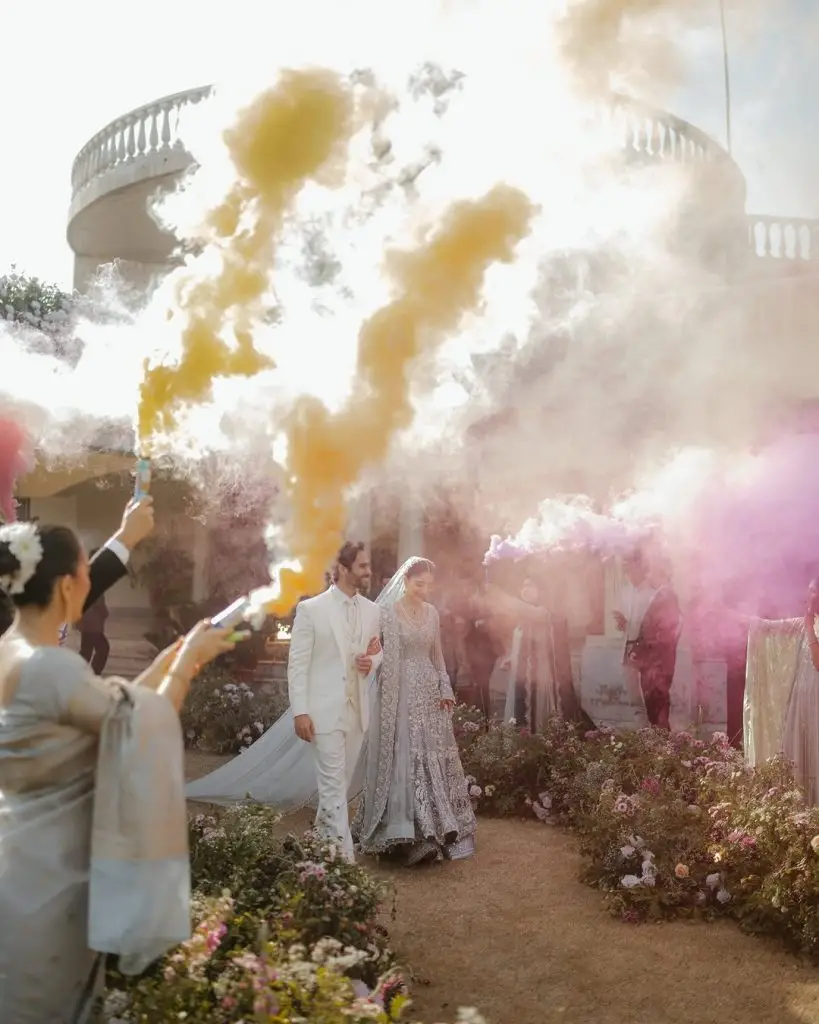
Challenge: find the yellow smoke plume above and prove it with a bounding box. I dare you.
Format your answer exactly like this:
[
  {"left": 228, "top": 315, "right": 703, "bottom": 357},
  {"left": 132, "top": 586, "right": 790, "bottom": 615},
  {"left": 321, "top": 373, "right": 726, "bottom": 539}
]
[
  {"left": 137, "top": 69, "right": 354, "bottom": 447},
  {"left": 267, "top": 184, "right": 535, "bottom": 613},
  {"left": 557, "top": 0, "right": 715, "bottom": 95}
]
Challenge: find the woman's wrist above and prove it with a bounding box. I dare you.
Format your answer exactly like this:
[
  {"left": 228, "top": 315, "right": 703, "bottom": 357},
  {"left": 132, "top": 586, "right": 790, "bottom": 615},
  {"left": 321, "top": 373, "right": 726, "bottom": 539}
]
[{"left": 169, "top": 649, "right": 198, "bottom": 681}]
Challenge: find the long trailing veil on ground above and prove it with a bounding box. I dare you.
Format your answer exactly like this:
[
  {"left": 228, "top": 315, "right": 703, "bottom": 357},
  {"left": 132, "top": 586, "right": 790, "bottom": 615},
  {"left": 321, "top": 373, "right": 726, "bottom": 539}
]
[{"left": 185, "top": 559, "right": 421, "bottom": 810}]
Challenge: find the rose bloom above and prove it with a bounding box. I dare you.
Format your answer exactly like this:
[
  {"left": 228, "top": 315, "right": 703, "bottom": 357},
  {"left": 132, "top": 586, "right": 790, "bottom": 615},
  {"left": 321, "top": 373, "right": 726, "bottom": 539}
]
[
  {"left": 675, "top": 863, "right": 690, "bottom": 879},
  {"left": 810, "top": 835, "right": 819, "bottom": 854}
]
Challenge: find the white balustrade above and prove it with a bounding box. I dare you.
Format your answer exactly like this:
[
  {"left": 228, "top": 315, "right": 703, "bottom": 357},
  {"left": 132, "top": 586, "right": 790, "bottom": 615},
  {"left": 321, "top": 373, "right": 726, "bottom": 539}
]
[
  {"left": 74, "top": 85, "right": 818, "bottom": 267},
  {"left": 606, "top": 96, "right": 728, "bottom": 164},
  {"left": 70, "top": 86, "right": 211, "bottom": 201},
  {"left": 748, "top": 216, "right": 819, "bottom": 261}
]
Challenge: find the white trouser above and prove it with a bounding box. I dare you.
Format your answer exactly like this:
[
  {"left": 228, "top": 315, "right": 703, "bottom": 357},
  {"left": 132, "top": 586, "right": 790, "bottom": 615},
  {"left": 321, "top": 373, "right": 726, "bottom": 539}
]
[{"left": 311, "top": 701, "right": 364, "bottom": 862}]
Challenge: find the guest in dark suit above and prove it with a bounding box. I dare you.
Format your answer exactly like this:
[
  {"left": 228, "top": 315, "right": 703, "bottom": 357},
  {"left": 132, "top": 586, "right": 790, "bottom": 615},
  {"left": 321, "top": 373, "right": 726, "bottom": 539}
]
[
  {"left": 625, "top": 561, "right": 681, "bottom": 731},
  {"left": 78, "top": 549, "right": 111, "bottom": 673},
  {"left": 0, "top": 497, "right": 154, "bottom": 635}
]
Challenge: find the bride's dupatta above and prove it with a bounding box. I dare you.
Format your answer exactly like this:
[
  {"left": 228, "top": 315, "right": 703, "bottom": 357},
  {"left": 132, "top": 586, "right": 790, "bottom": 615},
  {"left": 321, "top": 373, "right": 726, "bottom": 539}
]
[
  {"left": 88, "top": 683, "right": 190, "bottom": 974},
  {"left": 352, "top": 607, "right": 415, "bottom": 850}
]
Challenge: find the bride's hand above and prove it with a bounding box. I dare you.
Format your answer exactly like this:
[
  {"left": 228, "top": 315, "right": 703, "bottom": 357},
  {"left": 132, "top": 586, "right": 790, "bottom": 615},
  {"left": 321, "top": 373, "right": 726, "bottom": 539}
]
[{"left": 440, "top": 699, "right": 454, "bottom": 713}]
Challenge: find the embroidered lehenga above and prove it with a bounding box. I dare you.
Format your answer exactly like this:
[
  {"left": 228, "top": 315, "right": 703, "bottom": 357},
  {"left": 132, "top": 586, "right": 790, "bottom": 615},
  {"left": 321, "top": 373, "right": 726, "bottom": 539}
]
[{"left": 353, "top": 603, "right": 476, "bottom": 863}]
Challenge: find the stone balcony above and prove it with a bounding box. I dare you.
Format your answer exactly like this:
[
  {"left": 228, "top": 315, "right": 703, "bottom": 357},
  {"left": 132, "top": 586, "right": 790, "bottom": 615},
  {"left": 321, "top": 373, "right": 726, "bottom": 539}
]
[
  {"left": 67, "top": 86, "right": 210, "bottom": 291},
  {"left": 66, "top": 83, "right": 816, "bottom": 293}
]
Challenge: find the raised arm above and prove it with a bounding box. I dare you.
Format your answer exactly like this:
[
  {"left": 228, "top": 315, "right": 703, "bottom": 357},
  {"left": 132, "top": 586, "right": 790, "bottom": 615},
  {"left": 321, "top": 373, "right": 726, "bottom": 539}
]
[
  {"left": 287, "top": 601, "right": 314, "bottom": 719},
  {"left": 84, "top": 497, "right": 155, "bottom": 611},
  {"left": 430, "top": 605, "right": 455, "bottom": 704}
]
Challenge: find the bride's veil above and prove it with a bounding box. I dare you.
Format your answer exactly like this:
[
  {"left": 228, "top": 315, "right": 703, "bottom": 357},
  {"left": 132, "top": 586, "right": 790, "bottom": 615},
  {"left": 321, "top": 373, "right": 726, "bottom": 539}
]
[{"left": 185, "top": 559, "right": 418, "bottom": 810}]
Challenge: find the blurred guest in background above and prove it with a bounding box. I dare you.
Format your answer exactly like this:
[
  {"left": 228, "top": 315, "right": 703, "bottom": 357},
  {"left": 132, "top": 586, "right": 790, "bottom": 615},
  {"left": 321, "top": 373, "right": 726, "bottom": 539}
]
[{"left": 78, "top": 550, "right": 110, "bottom": 674}]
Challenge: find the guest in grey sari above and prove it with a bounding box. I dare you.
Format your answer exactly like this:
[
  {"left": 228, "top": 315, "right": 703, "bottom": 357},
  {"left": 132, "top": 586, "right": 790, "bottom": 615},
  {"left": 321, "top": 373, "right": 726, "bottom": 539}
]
[
  {"left": 0, "top": 521, "right": 235, "bottom": 1024},
  {"left": 353, "top": 558, "right": 476, "bottom": 865}
]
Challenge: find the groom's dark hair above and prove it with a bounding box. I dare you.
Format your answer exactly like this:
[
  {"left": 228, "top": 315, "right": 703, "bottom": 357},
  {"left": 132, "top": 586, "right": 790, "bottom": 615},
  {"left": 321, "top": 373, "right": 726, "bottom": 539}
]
[{"left": 333, "top": 541, "right": 366, "bottom": 582}]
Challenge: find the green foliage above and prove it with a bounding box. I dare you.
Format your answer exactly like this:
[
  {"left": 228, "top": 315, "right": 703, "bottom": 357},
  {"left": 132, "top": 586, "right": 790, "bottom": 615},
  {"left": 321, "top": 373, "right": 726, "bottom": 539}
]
[
  {"left": 180, "top": 666, "right": 287, "bottom": 754},
  {"left": 0, "top": 267, "right": 73, "bottom": 333}
]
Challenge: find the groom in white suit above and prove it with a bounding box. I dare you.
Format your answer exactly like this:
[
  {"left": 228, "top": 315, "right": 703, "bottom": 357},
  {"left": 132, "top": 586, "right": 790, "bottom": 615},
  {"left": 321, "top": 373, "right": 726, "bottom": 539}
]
[{"left": 287, "top": 542, "right": 382, "bottom": 861}]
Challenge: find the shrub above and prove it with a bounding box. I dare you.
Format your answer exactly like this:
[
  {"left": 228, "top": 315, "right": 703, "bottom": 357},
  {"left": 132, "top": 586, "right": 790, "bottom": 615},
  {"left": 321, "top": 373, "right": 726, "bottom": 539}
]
[
  {"left": 188, "top": 807, "right": 392, "bottom": 980},
  {"left": 181, "top": 666, "right": 287, "bottom": 754},
  {"left": 105, "top": 805, "right": 483, "bottom": 1023}
]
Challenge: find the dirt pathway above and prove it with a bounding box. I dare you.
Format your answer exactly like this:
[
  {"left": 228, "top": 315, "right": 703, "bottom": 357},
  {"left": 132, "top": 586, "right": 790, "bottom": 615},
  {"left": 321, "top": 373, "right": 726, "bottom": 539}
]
[
  {"left": 376, "top": 818, "right": 819, "bottom": 1024},
  {"left": 186, "top": 754, "right": 819, "bottom": 1024}
]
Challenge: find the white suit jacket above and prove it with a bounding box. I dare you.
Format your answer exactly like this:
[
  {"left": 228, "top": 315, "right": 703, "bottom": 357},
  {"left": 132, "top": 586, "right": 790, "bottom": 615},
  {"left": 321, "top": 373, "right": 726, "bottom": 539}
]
[{"left": 287, "top": 587, "right": 382, "bottom": 734}]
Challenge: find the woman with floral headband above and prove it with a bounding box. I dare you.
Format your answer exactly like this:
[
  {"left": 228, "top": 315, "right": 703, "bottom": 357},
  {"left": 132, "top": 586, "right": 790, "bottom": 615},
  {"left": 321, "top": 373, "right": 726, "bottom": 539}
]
[{"left": 0, "top": 521, "right": 236, "bottom": 1023}]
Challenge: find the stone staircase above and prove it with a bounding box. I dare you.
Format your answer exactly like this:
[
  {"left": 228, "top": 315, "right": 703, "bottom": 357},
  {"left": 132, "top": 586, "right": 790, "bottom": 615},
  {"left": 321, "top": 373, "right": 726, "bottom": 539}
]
[{"left": 65, "top": 609, "right": 157, "bottom": 679}]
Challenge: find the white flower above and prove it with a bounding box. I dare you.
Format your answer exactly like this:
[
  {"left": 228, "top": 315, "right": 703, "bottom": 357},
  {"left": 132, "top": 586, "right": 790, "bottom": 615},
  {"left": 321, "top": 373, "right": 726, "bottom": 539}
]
[
  {"left": 620, "top": 844, "right": 636, "bottom": 858},
  {"left": 469, "top": 785, "right": 482, "bottom": 798},
  {"left": 532, "top": 801, "right": 551, "bottom": 822},
  {"left": 484, "top": 784, "right": 495, "bottom": 797},
  {"left": 621, "top": 874, "right": 643, "bottom": 888},
  {"left": 716, "top": 888, "right": 731, "bottom": 904},
  {"left": 0, "top": 523, "right": 42, "bottom": 594},
  {"left": 538, "top": 792, "right": 552, "bottom": 809},
  {"left": 705, "top": 872, "right": 721, "bottom": 889}
]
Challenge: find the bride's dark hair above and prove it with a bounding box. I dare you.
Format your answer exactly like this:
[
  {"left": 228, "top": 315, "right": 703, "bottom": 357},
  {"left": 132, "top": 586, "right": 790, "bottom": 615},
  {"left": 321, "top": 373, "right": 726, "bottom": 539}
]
[
  {"left": 404, "top": 558, "right": 435, "bottom": 580},
  {"left": 0, "top": 524, "right": 82, "bottom": 610}
]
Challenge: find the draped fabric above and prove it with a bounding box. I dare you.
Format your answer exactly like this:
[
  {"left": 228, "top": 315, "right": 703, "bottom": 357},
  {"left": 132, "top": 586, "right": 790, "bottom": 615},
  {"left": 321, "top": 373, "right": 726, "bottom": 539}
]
[
  {"left": 744, "top": 617, "right": 803, "bottom": 768},
  {"left": 741, "top": 614, "right": 819, "bottom": 806},
  {"left": 745, "top": 616, "right": 819, "bottom": 805},
  {"left": 0, "top": 646, "right": 189, "bottom": 1023}
]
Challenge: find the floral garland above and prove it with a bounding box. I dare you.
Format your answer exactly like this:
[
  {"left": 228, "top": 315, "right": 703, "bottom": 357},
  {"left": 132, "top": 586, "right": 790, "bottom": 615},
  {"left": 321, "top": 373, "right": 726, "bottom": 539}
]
[{"left": 0, "top": 522, "right": 43, "bottom": 594}]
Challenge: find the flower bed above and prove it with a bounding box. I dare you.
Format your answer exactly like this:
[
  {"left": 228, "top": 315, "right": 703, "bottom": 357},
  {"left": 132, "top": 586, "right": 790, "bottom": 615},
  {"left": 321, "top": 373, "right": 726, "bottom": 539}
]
[
  {"left": 105, "top": 806, "right": 484, "bottom": 1023},
  {"left": 455, "top": 709, "right": 819, "bottom": 956},
  {"left": 181, "top": 665, "right": 288, "bottom": 754}
]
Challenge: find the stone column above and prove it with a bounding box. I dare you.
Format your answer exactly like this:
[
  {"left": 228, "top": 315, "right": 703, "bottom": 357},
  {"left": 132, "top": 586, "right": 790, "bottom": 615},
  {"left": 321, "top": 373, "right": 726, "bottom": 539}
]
[{"left": 397, "top": 494, "right": 424, "bottom": 565}]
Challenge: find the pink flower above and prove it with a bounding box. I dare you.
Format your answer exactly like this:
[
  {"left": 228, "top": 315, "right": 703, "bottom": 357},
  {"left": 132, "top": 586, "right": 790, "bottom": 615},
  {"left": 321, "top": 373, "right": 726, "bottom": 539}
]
[
  {"left": 206, "top": 922, "right": 227, "bottom": 953},
  {"left": 641, "top": 776, "right": 661, "bottom": 796},
  {"left": 674, "top": 863, "right": 689, "bottom": 879}
]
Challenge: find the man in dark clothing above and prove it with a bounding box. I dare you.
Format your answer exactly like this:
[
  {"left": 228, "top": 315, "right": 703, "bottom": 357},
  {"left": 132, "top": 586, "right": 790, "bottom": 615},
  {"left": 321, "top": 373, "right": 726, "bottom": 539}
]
[
  {"left": 625, "top": 560, "right": 682, "bottom": 731},
  {"left": 78, "top": 549, "right": 111, "bottom": 673}
]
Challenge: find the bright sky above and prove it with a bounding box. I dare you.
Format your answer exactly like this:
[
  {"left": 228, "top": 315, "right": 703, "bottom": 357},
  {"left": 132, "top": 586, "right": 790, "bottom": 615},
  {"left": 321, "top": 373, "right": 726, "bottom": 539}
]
[{"left": 1, "top": 0, "right": 816, "bottom": 290}]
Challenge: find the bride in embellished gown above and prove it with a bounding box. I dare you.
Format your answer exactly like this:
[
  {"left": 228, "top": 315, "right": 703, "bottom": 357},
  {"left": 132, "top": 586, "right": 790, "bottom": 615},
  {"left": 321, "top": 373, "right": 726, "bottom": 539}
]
[{"left": 353, "top": 557, "right": 476, "bottom": 864}]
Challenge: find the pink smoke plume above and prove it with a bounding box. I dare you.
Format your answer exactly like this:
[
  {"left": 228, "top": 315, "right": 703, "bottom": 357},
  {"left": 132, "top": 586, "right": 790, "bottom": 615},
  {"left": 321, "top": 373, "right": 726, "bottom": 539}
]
[
  {"left": 487, "top": 433, "right": 819, "bottom": 617},
  {"left": 0, "top": 417, "right": 33, "bottom": 523}
]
